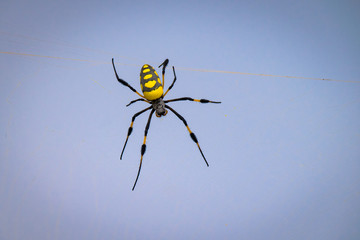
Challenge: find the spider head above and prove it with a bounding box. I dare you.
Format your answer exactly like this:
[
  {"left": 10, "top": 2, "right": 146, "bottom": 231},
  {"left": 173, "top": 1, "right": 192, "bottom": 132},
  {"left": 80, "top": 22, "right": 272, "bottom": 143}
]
[
  {"left": 152, "top": 98, "right": 168, "bottom": 117},
  {"left": 155, "top": 108, "right": 168, "bottom": 117}
]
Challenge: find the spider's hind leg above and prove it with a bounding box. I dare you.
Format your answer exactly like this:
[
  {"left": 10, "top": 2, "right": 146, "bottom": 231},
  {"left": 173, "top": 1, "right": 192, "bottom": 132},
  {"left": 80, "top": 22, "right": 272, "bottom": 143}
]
[
  {"left": 163, "top": 66, "right": 177, "bottom": 98},
  {"left": 112, "top": 58, "right": 146, "bottom": 99},
  {"left": 158, "top": 59, "right": 169, "bottom": 87}
]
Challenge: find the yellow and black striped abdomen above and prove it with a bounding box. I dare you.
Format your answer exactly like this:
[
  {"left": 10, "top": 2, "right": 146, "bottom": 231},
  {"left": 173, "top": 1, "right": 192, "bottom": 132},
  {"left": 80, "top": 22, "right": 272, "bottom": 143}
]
[{"left": 140, "top": 64, "right": 163, "bottom": 101}]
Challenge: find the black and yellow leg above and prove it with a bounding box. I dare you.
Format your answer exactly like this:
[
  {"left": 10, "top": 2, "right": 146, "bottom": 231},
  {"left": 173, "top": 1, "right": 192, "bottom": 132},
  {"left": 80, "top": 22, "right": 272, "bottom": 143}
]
[
  {"left": 126, "top": 98, "right": 150, "bottom": 107},
  {"left": 165, "top": 105, "right": 209, "bottom": 167},
  {"left": 158, "top": 59, "right": 169, "bottom": 87},
  {"left": 120, "top": 106, "right": 152, "bottom": 160},
  {"left": 112, "top": 58, "right": 146, "bottom": 99},
  {"left": 163, "top": 66, "right": 177, "bottom": 97},
  {"left": 132, "top": 109, "right": 155, "bottom": 191},
  {"left": 165, "top": 97, "right": 221, "bottom": 104}
]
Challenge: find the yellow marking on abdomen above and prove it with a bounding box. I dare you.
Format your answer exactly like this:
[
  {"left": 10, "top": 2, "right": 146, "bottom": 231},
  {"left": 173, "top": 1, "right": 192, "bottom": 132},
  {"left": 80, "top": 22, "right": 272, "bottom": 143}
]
[
  {"left": 144, "top": 80, "right": 157, "bottom": 88},
  {"left": 143, "top": 68, "right": 150, "bottom": 73},
  {"left": 143, "top": 86, "right": 163, "bottom": 100},
  {"left": 144, "top": 74, "right": 153, "bottom": 79}
]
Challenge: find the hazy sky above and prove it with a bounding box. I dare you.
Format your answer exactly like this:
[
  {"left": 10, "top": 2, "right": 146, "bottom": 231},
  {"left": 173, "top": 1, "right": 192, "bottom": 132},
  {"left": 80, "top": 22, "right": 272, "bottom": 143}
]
[{"left": 1, "top": 0, "right": 360, "bottom": 239}]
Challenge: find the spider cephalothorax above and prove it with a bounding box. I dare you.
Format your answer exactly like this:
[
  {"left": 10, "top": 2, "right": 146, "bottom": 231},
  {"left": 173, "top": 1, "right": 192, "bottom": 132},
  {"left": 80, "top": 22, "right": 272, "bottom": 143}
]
[
  {"left": 152, "top": 97, "right": 167, "bottom": 117},
  {"left": 112, "top": 58, "right": 221, "bottom": 190}
]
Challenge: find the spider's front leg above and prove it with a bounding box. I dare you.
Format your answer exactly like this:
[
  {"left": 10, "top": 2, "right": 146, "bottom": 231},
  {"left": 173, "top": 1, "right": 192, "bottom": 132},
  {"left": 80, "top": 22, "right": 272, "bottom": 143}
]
[
  {"left": 165, "top": 105, "right": 209, "bottom": 167},
  {"left": 120, "top": 106, "right": 152, "bottom": 160},
  {"left": 132, "top": 109, "right": 155, "bottom": 191}
]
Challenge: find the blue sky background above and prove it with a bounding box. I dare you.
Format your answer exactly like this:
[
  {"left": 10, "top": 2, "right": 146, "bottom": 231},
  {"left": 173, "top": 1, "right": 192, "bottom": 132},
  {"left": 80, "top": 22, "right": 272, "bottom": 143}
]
[{"left": 1, "top": 0, "right": 360, "bottom": 239}]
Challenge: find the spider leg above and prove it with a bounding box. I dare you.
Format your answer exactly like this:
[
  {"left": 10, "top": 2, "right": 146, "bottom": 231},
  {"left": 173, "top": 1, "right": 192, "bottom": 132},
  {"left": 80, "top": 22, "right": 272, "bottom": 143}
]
[
  {"left": 163, "top": 66, "right": 177, "bottom": 98},
  {"left": 120, "top": 106, "right": 152, "bottom": 160},
  {"left": 158, "top": 59, "right": 169, "bottom": 87},
  {"left": 126, "top": 98, "right": 150, "bottom": 107},
  {"left": 112, "top": 58, "right": 146, "bottom": 99},
  {"left": 165, "top": 105, "right": 209, "bottom": 167},
  {"left": 132, "top": 109, "right": 155, "bottom": 191},
  {"left": 164, "top": 97, "right": 221, "bottom": 104}
]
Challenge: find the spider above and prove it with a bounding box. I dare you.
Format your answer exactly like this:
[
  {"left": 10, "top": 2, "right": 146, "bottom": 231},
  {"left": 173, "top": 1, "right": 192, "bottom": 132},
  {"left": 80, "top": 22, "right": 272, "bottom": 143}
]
[{"left": 112, "top": 58, "right": 221, "bottom": 190}]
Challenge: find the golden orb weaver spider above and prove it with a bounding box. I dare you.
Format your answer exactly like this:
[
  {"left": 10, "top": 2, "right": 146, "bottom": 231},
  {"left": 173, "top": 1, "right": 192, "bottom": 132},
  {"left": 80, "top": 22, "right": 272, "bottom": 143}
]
[{"left": 112, "top": 58, "right": 221, "bottom": 190}]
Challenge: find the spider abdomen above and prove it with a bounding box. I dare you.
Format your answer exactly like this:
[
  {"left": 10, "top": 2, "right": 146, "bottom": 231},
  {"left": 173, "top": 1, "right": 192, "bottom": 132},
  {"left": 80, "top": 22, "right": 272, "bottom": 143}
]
[{"left": 140, "top": 64, "right": 163, "bottom": 101}]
